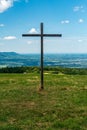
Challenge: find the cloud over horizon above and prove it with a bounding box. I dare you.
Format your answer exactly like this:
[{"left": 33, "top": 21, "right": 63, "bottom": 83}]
[
  {"left": 61, "top": 20, "right": 70, "bottom": 24},
  {"left": 4, "top": 36, "right": 17, "bottom": 40}
]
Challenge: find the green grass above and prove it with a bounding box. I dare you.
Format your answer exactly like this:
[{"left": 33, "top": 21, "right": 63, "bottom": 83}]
[{"left": 0, "top": 73, "right": 87, "bottom": 130}]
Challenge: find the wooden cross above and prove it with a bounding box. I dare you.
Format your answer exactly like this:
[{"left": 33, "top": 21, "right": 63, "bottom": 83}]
[{"left": 22, "top": 23, "right": 62, "bottom": 90}]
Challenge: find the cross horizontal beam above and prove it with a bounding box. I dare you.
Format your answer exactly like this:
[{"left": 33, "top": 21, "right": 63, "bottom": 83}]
[{"left": 22, "top": 34, "right": 62, "bottom": 37}]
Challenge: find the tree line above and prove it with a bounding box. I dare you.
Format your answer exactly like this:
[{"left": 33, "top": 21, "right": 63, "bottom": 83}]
[{"left": 0, "top": 66, "right": 87, "bottom": 75}]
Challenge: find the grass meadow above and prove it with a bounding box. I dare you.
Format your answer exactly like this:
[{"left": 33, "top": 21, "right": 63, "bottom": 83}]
[{"left": 0, "top": 73, "right": 87, "bottom": 130}]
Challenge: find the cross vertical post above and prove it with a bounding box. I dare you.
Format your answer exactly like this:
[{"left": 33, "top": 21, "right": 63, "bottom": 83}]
[
  {"left": 22, "top": 23, "right": 62, "bottom": 90},
  {"left": 41, "top": 23, "right": 44, "bottom": 89}
]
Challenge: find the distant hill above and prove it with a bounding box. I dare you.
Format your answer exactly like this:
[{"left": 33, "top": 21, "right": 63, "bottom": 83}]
[
  {"left": 0, "top": 52, "right": 26, "bottom": 67},
  {"left": 0, "top": 52, "right": 39, "bottom": 67},
  {"left": 0, "top": 52, "right": 20, "bottom": 59}
]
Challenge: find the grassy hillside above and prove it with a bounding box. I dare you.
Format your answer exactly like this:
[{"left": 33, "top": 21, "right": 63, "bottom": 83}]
[{"left": 0, "top": 73, "right": 87, "bottom": 130}]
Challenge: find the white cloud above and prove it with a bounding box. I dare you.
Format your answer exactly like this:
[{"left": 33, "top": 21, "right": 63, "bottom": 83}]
[
  {"left": 73, "top": 6, "right": 84, "bottom": 12},
  {"left": 78, "top": 19, "right": 84, "bottom": 23},
  {"left": 0, "top": 24, "right": 5, "bottom": 27},
  {"left": 29, "top": 28, "right": 38, "bottom": 34},
  {"left": 0, "top": 0, "right": 22, "bottom": 13},
  {"left": 78, "top": 39, "right": 83, "bottom": 42},
  {"left": 61, "top": 20, "right": 70, "bottom": 24},
  {"left": 0, "top": 0, "right": 28, "bottom": 13},
  {"left": 27, "top": 41, "right": 32, "bottom": 45},
  {"left": 4, "top": 36, "right": 17, "bottom": 40},
  {"left": 0, "top": 0, "right": 14, "bottom": 13}
]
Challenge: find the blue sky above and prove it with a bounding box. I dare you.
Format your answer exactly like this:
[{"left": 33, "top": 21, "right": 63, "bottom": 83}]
[{"left": 0, "top": 0, "right": 87, "bottom": 53}]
